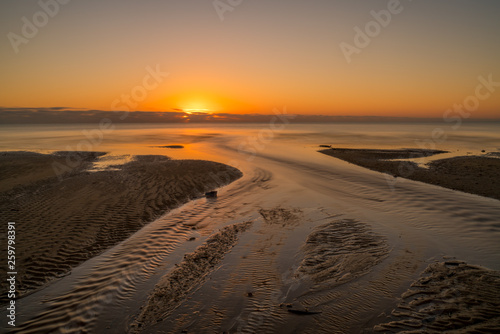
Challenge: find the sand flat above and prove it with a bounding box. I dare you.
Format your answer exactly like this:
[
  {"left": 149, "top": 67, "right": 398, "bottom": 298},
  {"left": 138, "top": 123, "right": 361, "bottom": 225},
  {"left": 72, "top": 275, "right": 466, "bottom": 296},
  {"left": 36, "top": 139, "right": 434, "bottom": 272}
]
[
  {"left": 0, "top": 151, "right": 242, "bottom": 301},
  {"left": 374, "top": 261, "right": 500, "bottom": 333},
  {"left": 319, "top": 148, "right": 500, "bottom": 200}
]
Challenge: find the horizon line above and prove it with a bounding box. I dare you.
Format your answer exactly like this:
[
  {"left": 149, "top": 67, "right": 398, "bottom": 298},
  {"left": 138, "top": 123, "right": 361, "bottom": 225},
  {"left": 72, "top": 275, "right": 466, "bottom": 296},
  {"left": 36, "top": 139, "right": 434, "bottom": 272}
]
[{"left": 0, "top": 107, "right": 499, "bottom": 124}]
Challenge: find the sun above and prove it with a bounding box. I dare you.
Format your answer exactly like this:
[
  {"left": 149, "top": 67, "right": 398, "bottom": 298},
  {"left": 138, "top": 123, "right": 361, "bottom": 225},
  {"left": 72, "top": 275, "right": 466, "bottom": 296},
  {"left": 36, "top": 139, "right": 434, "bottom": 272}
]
[
  {"left": 183, "top": 108, "right": 210, "bottom": 114},
  {"left": 151, "top": 90, "right": 247, "bottom": 114},
  {"left": 181, "top": 100, "right": 213, "bottom": 113}
]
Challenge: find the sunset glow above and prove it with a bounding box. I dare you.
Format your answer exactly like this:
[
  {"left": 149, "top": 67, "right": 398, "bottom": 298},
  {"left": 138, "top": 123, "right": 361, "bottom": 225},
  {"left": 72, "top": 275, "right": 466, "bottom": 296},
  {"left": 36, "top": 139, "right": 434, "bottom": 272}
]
[{"left": 0, "top": 1, "right": 499, "bottom": 119}]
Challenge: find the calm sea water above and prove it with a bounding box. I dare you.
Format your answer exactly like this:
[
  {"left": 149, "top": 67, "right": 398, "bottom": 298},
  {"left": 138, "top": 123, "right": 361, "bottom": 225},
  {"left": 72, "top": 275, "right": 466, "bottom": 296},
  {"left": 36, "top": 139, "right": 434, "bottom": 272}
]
[{"left": 1, "top": 122, "right": 499, "bottom": 161}]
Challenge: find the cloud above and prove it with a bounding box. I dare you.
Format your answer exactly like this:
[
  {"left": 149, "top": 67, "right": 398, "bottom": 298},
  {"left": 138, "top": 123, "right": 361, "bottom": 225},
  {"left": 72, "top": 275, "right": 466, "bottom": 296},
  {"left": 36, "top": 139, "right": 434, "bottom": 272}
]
[{"left": 0, "top": 108, "right": 497, "bottom": 124}]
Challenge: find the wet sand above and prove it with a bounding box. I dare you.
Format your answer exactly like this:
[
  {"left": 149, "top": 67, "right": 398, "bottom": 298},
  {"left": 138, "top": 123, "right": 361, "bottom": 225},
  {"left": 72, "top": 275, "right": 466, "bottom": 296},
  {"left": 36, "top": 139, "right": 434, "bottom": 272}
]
[
  {"left": 0, "top": 151, "right": 242, "bottom": 301},
  {"left": 297, "top": 219, "right": 389, "bottom": 289},
  {"left": 374, "top": 260, "right": 500, "bottom": 332},
  {"left": 131, "top": 210, "right": 393, "bottom": 333},
  {"left": 319, "top": 148, "right": 500, "bottom": 200},
  {"left": 130, "top": 221, "right": 252, "bottom": 332},
  {"left": 128, "top": 210, "right": 500, "bottom": 333}
]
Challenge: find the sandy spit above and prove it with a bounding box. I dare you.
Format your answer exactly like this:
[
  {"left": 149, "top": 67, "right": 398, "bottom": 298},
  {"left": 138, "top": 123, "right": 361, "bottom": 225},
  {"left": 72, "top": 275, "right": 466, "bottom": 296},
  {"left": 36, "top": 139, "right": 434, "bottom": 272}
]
[
  {"left": 129, "top": 221, "right": 253, "bottom": 333},
  {"left": 0, "top": 151, "right": 242, "bottom": 302},
  {"left": 319, "top": 148, "right": 500, "bottom": 200}
]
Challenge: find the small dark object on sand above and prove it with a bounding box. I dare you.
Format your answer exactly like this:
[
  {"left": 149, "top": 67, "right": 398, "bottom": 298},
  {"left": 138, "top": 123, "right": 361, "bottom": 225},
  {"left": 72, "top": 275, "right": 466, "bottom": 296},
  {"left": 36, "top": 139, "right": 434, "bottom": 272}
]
[
  {"left": 205, "top": 191, "right": 217, "bottom": 198},
  {"left": 287, "top": 308, "right": 322, "bottom": 315},
  {"left": 246, "top": 292, "right": 253, "bottom": 297},
  {"left": 319, "top": 145, "right": 331, "bottom": 148}
]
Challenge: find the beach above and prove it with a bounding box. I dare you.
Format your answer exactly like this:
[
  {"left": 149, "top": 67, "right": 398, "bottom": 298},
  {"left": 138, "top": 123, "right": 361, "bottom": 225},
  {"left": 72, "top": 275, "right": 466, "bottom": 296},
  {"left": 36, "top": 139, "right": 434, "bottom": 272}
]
[
  {"left": 1, "top": 124, "right": 499, "bottom": 333},
  {"left": 0, "top": 151, "right": 242, "bottom": 303}
]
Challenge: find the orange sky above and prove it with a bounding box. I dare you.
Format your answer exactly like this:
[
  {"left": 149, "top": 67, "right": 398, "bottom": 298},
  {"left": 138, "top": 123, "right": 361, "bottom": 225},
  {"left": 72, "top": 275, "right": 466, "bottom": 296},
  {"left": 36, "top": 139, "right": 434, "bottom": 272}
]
[{"left": 1, "top": 1, "right": 499, "bottom": 118}]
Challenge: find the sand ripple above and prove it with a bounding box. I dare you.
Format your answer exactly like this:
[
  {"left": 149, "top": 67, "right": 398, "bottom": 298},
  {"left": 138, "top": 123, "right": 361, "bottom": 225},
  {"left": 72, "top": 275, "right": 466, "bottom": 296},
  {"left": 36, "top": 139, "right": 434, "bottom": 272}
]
[
  {"left": 297, "top": 219, "right": 389, "bottom": 289},
  {"left": 374, "top": 261, "right": 500, "bottom": 333},
  {"left": 130, "top": 221, "right": 252, "bottom": 333},
  {"left": 6, "top": 166, "right": 270, "bottom": 333}
]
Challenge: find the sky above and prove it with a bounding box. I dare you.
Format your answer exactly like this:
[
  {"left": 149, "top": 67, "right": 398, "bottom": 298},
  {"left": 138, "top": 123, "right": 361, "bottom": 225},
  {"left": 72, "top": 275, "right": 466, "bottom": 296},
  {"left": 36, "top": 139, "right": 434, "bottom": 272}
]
[{"left": 0, "top": 0, "right": 499, "bottom": 119}]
